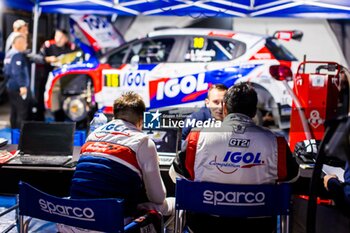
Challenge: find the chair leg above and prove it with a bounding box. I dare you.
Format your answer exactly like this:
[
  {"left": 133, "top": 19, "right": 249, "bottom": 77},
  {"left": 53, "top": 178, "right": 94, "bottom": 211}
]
[
  {"left": 15, "top": 195, "right": 19, "bottom": 233},
  {"left": 19, "top": 215, "right": 24, "bottom": 233},
  {"left": 164, "top": 214, "right": 175, "bottom": 233},
  {"left": 23, "top": 218, "right": 31, "bottom": 233},
  {"left": 174, "top": 210, "right": 181, "bottom": 233},
  {"left": 19, "top": 216, "right": 33, "bottom": 233},
  {"left": 174, "top": 210, "right": 187, "bottom": 233},
  {"left": 158, "top": 211, "right": 165, "bottom": 233},
  {"left": 280, "top": 215, "right": 290, "bottom": 233}
]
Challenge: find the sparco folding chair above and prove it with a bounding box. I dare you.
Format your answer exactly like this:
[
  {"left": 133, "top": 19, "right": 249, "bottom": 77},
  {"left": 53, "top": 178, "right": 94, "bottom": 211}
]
[
  {"left": 18, "top": 182, "right": 163, "bottom": 233},
  {"left": 174, "top": 178, "right": 291, "bottom": 233}
]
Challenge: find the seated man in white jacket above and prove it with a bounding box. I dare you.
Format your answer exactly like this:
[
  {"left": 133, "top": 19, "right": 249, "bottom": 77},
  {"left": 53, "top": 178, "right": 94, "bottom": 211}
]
[{"left": 170, "top": 82, "right": 299, "bottom": 233}]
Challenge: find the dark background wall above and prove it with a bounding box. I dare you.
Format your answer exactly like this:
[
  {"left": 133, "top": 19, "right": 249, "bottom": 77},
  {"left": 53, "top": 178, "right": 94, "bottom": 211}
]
[{"left": 329, "top": 20, "right": 350, "bottom": 67}]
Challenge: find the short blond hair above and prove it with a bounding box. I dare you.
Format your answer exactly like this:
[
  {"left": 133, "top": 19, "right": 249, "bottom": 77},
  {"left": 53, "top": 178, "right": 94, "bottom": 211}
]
[
  {"left": 207, "top": 83, "right": 228, "bottom": 99},
  {"left": 113, "top": 92, "right": 146, "bottom": 125}
]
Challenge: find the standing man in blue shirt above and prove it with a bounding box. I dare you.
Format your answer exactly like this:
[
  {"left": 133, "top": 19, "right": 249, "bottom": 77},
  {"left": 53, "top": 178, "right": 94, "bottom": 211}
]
[{"left": 4, "top": 33, "right": 31, "bottom": 128}]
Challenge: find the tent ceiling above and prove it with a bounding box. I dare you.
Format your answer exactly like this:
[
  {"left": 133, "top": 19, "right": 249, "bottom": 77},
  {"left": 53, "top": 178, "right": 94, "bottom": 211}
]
[{"left": 3, "top": 0, "right": 350, "bottom": 18}]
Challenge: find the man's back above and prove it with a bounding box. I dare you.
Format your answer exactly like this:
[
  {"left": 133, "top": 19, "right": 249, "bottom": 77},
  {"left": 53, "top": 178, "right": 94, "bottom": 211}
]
[
  {"left": 171, "top": 82, "right": 299, "bottom": 233},
  {"left": 70, "top": 119, "right": 148, "bottom": 215},
  {"left": 173, "top": 113, "right": 298, "bottom": 233},
  {"left": 184, "top": 113, "right": 298, "bottom": 184}
]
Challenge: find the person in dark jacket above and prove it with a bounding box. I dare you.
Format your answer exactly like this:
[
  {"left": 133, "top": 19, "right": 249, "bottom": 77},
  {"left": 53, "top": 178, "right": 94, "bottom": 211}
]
[
  {"left": 32, "top": 28, "right": 78, "bottom": 121},
  {"left": 324, "top": 162, "right": 350, "bottom": 210},
  {"left": 4, "top": 33, "right": 31, "bottom": 128},
  {"left": 181, "top": 83, "right": 228, "bottom": 140}
]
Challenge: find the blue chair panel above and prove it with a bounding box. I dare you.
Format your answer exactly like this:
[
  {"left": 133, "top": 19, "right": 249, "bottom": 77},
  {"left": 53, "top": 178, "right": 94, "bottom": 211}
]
[
  {"left": 175, "top": 179, "right": 291, "bottom": 218},
  {"left": 19, "top": 182, "right": 124, "bottom": 232}
]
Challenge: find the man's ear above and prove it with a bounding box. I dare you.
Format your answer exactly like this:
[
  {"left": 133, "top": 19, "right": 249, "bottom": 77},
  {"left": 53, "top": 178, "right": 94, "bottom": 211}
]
[
  {"left": 205, "top": 98, "right": 209, "bottom": 108},
  {"left": 136, "top": 118, "right": 143, "bottom": 130},
  {"left": 223, "top": 103, "right": 228, "bottom": 117}
]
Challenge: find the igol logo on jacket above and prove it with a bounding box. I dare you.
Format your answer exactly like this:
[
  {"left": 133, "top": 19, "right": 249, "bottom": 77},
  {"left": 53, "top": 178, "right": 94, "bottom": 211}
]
[
  {"left": 39, "top": 199, "right": 96, "bottom": 221},
  {"left": 203, "top": 190, "right": 266, "bottom": 206},
  {"left": 209, "top": 151, "right": 265, "bottom": 174}
]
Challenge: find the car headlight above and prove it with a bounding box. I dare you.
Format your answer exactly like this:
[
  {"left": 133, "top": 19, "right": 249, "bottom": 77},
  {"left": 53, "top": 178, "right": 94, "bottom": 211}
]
[{"left": 63, "top": 96, "right": 87, "bottom": 122}]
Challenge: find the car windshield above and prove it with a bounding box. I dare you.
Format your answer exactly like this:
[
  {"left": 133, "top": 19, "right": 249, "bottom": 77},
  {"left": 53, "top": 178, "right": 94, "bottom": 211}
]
[
  {"left": 185, "top": 37, "right": 238, "bottom": 62},
  {"left": 265, "top": 38, "right": 298, "bottom": 61}
]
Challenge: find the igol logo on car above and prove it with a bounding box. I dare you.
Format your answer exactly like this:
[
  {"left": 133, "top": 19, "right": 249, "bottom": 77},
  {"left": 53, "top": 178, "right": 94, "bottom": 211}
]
[
  {"left": 209, "top": 151, "right": 265, "bottom": 174},
  {"left": 203, "top": 190, "right": 266, "bottom": 206},
  {"left": 39, "top": 199, "right": 95, "bottom": 221},
  {"left": 149, "top": 73, "right": 209, "bottom": 108}
]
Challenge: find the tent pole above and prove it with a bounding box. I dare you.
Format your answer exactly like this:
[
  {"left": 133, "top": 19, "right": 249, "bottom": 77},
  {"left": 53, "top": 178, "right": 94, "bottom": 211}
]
[{"left": 30, "top": 1, "right": 41, "bottom": 96}]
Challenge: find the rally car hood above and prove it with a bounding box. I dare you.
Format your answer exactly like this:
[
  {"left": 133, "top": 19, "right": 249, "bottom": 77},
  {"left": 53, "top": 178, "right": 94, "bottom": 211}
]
[{"left": 70, "top": 15, "right": 125, "bottom": 54}]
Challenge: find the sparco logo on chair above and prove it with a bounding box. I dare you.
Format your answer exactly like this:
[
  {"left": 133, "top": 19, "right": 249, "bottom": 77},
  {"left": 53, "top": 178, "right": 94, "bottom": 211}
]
[
  {"left": 39, "top": 199, "right": 96, "bottom": 221},
  {"left": 203, "top": 190, "right": 266, "bottom": 206}
]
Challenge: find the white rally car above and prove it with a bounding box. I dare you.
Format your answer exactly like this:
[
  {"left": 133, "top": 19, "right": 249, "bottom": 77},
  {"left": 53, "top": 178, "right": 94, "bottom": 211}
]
[{"left": 45, "top": 28, "right": 302, "bottom": 129}]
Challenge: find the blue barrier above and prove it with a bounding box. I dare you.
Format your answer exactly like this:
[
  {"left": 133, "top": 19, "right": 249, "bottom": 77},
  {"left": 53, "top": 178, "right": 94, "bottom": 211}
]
[
  {"left": 0, "top": 195, "right": 17, "bottom": 208},
  {"left": 0, "top": 127, "right": 12, "bottom": 142},
  {"left": 11, "top": 129, "right": 86, "bottom": 146}
]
